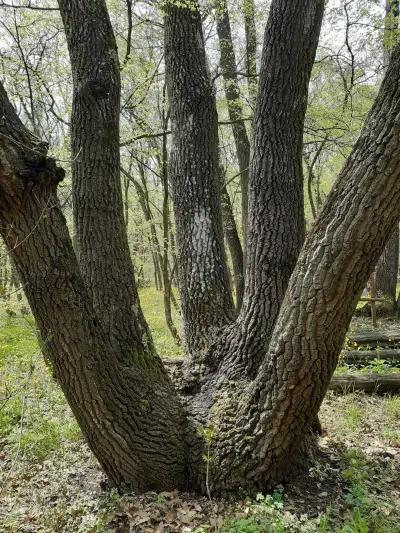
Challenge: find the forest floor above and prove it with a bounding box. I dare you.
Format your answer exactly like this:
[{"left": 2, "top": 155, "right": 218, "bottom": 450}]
[{"left": 1, "top": 288, "right": 400, "bottom": 532}]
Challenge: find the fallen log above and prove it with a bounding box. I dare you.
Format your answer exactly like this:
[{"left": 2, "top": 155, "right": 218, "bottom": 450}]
[
  {"left": 330, "top": 373, "right": 400, "bottom": 393},
  {"left": 346, "top": 330, "right": 400, "bottom": 347},
  {"left": 341, "top": 349, "right": 400, "bottom": 364},
  {"left": 163, "top": 358, "right": 400, "bottom": 395}
]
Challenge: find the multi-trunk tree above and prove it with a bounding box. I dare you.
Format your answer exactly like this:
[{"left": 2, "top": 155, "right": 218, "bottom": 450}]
[{"left": 1, "top": 0, "right": 400, "bottom": 494}]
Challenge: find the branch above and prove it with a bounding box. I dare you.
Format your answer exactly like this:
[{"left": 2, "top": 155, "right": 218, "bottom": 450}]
[{"left": 0, "top": 1, "right": 58, "bottom": 10}]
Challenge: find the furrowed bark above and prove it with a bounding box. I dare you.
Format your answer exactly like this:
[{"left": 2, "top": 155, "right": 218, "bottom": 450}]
[
  {"left": 58, "top": 0, "right": 153, "bottom": 361},
  {"left": 215, "top": 0, "right": 251, "bottom": 251},
  {"left": 164, "top": 0, "right": 235, "bottom": 358},
  {"left": 234, "top": 0, "right": 324, "bottom": 371},
  {"left": 0, "top": 81, "right": 190, "bottom": 492},
  {"left": 208, "top": 42, "right": 400, "bottom": 492}
]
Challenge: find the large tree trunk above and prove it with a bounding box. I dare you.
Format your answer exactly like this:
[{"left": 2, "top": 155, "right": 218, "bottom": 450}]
[
  {"left": 0, "top": 82, "right": 190, "bottom": 492},
  {"left": 58, "top": 0, "right": 153, "bottom": 361},
  {"left": 238, "top": 0, "right": 324, "bottom": 360},
  {"left": 215, "top": 0, "right": 251, "bottom": 252},
  {"left": 165, "top": 0, "right": 235, "bottom": 358}
]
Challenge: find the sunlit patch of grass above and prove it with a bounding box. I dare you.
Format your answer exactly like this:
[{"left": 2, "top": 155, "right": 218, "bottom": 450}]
[
  {"left": 382, "top": 428, "right": 400, "bottom": 446},
  {"left": 139, "top": 286, "right": 182, "bottom": 357},
  {"left": 0, "top": 310, "right": 81, "bottom": 463}
]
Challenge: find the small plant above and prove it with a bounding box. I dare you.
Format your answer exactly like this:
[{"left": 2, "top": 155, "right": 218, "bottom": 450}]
[
  {"left": 198, "top": 425, "right": 216, "bottom": 500},
  {"left": 255, "top": 490, "right": 284, "bottom": 510},
  {"left": 345, "top": 405, "right": 363, "bottom": 431},
  {"left": 386, "top": 396, "right": 400, "bottom": 420},
  {"left": 365, "top": 358, "right": 390, "bottom": 374},
  {"left": 341, "top": 508, "right": 368, "bottom": 533}
]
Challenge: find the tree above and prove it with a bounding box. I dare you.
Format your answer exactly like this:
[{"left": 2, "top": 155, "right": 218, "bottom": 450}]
[
  {"left": 215, "top": 0, "right": 250, "bottom": 278},
  {"left": 2, "top": 0, "right": 400, "bottom": 495}
]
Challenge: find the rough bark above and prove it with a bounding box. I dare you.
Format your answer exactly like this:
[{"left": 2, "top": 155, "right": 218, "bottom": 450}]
[
  {"left": 240, "top": 0, "right": 324, "bottom": 357},
  {"left": 0, "top": 82, "right": 191, "bottom": 492},
  {"left": 190, "top": 0, "right": 325, "bottom": 380},
  {"left": 164, "top": 0, "right": 235, "bottom": 358},
  {"left": 205, "top": 41, "right": 400, "bottom": 492},
  {"left": 242, "top": 0, "right": 257, "bottom": 109},
  {"left": 215, "top": 0, "right": 251, "bottom": 250},
  {"left": 58, "top": 0, "right": 153, "bottom": 360}
]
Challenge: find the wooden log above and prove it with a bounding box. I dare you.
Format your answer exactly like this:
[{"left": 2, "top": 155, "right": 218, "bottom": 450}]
[
  {"left": 347, "top": 330, "right": 400, "bottom": 347},
  {"left": 330, "top": 373, "right": 400, "bottom": 393},
  {"left": 342, "top": 349, "right": 400, "bottom": 364}
]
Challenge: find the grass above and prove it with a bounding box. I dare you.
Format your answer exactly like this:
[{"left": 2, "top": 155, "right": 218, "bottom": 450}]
[{"left": 139, "top": 286, "right": 182, "bottom": 357}]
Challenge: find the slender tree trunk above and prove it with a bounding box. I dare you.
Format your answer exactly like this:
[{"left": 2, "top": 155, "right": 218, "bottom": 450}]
[
  {"left": 215, "top": 0, "right": 251, "bottom": 251},
  {"left": 58, "top": 0, "right": 153, "bottom": 361},
  {"left": 160, "top": 104, "right": 181, "bottom": 345},
  {"left": 376, "top": 226, "right": 399, "bottom": 305},
  {"left": 221, "top": 176, "right": 245, "bottom": 308},
  {"left": 242, "top": 0, "right": 258, "bottom": 109},
  {"left": 165, "top": 0, "right": 235, "bottom": 358},
  {"left": 0, "top": 82, "right": 191, "bottom": 492}
]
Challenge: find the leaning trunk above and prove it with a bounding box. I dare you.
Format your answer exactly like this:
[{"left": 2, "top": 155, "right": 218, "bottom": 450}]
[{"left": 0, "top": 82, "right": 190, "bottom": 492}]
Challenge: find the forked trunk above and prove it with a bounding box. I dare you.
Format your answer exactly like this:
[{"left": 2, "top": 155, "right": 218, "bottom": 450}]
[
  {"left": 204, "top": 42, "right": 400, "bottom": 491},
  {"left": 166, "top": 0, "right": 324, "bottom": 379},
  {"left": 3, "top": 0, "right": 400, "bottom": 498}
]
